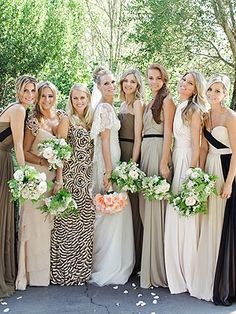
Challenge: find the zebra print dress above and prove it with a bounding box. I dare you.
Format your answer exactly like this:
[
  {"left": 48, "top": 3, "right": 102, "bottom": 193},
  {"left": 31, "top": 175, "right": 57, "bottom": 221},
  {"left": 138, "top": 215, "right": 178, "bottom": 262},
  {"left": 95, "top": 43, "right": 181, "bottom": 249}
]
[{"left": 50, "top": 124, "right": 95, "bottom": 285}]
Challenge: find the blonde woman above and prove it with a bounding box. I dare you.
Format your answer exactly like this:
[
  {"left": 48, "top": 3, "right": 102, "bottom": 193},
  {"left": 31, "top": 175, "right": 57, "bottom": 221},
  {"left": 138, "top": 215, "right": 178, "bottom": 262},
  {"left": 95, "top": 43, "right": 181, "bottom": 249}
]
[
  {"left": 118, "top": 68, "right": 144, "bottom": 274},
  {"left": 16, "top": 81, "right": 64, "bottom": 290},
  {"left": 0, "top": 75, "right": 37, "bottom": 297},
  {"left": 90, "top": 67, "right": 135, "bottom": 286},
  {"left": 164, "top": 71, "right": 208, "bottom": 294},
  {"left": 51, "top": 84, "right": 95, "bottom": 285},
  {"left": 191, "top": 75, "right": 236, "bottom": 305}
]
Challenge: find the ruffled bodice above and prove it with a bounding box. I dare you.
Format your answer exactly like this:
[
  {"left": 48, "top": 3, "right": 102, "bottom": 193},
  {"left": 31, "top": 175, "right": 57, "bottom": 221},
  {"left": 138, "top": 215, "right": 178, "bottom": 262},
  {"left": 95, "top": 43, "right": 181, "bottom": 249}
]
[{"left": 90, "top": 103, "right": 121, "bottom": 194}]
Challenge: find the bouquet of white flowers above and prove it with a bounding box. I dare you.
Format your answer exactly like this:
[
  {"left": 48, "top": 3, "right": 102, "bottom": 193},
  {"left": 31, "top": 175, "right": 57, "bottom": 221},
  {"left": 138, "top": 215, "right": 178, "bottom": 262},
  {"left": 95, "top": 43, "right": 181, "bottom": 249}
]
[
  {"left": 8, "top": 165, "right": 48, "bottom": 203},
  {"left": 170, "top": 167, "right": 217, "bottom": 216},
  {"left": 141, "top": 175, "right": 170, "bottom": 201},
  {"left": 38, "top": 138, "right": 72, "bottom": 170},
  {"left": 39, "top": 188, "right": 78, "bottom": 218},
  {"left": 110, "top": 160, "right": 146, "bottom": 193}
]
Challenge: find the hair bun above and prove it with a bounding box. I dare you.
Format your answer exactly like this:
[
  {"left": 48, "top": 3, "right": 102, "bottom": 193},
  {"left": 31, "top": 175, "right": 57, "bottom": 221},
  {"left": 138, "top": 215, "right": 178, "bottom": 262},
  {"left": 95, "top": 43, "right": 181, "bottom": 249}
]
[{"left": 93, "top": 66, "right": 110, "bottom": 84}]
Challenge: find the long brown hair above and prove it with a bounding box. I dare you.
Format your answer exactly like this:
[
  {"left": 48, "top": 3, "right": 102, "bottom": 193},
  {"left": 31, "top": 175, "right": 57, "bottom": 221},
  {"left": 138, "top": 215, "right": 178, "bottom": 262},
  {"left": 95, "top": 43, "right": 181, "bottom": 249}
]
[
  {"left": 180, "top": 71, "right": 207, "bottom": 125},
  {"left": 147, "top": 64, "right": 169, "bottom": 124}
]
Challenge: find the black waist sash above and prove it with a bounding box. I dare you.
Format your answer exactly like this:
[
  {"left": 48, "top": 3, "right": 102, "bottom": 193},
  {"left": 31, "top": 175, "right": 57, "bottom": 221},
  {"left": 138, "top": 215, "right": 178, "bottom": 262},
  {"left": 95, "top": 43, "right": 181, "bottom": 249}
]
[{"left": 143, "top": 134, "right": 164, "bottom": 138}]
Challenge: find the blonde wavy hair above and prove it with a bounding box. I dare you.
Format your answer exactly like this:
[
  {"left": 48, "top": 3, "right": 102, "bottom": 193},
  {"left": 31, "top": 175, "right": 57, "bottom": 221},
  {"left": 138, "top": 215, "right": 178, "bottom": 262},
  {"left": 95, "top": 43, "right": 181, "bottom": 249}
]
[
  {"left": 15, "top": 74, "right": 38, "bottom": 103},
  {"left": 180, "top": 71, "right": 208, "bottom": 125},
  {"left": 67, "top": 83, "right": 93, "bottom": 130},
  {"left": 119, "top": 69, "right": 145, "bottom": 104},
  {"left": 207, "top": 74, "right": 230, "bottom": 100},
  {"left": 34, "top": 81, "right": 58, "bottom": 122}
]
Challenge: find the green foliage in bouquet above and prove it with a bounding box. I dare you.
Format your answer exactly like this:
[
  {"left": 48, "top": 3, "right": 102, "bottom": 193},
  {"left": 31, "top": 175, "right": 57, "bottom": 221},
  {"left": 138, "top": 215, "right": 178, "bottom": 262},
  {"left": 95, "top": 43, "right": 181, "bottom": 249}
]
[
  {"left": 169, "top": 167, "right": 218, "bottom": 216},
  {"left": 110, "top": 160, "right": 146, "bottom": 193},
  {"left": 8, "top": 165, "right": 48, "bottom": 203},
  {"left": 39, "top": 188, "right": 78, "bottom": 219},
  {"left": 141, "top": 175, "right": 170, "bottom": 201}
]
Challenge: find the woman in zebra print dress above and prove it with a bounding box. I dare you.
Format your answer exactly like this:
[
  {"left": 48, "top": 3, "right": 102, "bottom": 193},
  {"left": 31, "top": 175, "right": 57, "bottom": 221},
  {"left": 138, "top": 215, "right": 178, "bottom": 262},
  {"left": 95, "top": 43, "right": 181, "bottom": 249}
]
[{"left": 50, "top": 84, "right": 95, "bottom": 285}]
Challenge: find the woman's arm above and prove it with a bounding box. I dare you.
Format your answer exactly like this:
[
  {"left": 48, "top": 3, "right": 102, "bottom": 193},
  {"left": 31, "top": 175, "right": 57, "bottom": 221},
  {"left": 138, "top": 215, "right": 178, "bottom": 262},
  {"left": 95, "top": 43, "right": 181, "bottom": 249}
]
[
  {"left": 199, "top": 132, "right": 209, "bottom": 169},
  {"left": 132, "top": 100, "right": 144, "bottom": 162},
  {"left": 57, "top": 116, "right": 69, "bottom": 139},
  {"left": 10, "top": 106, "right": 26, "bottom": 166},
  {"left": 23, "top": 128, "right": 48, "bottom": 166},
  {"left": 53, "top": 116, "right": 70, "bottom": 193},
  {"left": 221, "top": 112, "right": 236, "bottom": 199},
  {"left": 101, "top": 128, "right": 113, "bottom": 191},
  {"left": 190, "top": 110, "right": 202, "bottom": 168},
  {"left": 160, "top": 96, "right": 176, "bottom": 178}
]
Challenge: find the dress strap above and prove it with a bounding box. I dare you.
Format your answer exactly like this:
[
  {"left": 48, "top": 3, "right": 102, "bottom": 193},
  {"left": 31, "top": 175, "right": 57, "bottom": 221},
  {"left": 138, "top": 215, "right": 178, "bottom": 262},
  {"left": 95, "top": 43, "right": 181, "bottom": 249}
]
[
  {"left": 0, "top": 127, "right": 12, "bottom": 142},
  {"left": 203, "top": 127, "right": 229, "bottom": 149}
]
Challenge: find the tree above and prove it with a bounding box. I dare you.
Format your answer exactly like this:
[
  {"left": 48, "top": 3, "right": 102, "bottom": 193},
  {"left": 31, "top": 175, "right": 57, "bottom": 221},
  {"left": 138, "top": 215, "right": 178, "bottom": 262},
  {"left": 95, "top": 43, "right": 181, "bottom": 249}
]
[
  {"left": 0, "top": 0, "right": 89, "bottom": 107},
  {"left": 127, "top": 0, "right": 236, "bottom": 108}
]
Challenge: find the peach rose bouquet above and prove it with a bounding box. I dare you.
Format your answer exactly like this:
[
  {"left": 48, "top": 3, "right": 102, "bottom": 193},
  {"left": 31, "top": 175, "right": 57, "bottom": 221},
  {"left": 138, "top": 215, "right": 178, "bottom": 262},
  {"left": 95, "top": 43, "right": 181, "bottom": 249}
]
[{"left": 93, "top": 191, "right": 128, "bottom": 215}]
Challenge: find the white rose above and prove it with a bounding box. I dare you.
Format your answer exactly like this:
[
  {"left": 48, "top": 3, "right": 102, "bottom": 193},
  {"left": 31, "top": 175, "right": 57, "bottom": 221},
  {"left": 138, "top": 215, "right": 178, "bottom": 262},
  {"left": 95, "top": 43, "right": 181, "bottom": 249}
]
[
  {"left": 42, "top": 147, "right": 54, "bottom": 159},
  {"left": 44, "top": 197, "right": 52, "bottom": 207},
  {"left": 191, "top": 172, "right": 199, "bottom": 179},
  {"left": 120, "top": 173, "right": 128, "bottom": 180},
  {"left": 48, "top": 155, "right": 58, "bottom": 164},
  {"left": 13, "top": 169, "right": 24, "bottom": 181},
  {"left": 57, "top": 207, "right": 66, "bottom": 213},
  {"left": 21, "top": 186, "right": 31, "bottom": 199},
  {"left": 204, "top": 174, "right": 210, "bottom": 182},
  {"left": 185, "top": 196, "right": 197, "bottom": 206},
  {"left": 38, "top": 172, "right": 47, "bottom": 181},
  {"left": 31, "top": 192, "right": 40, "bottom": 200},
  {"left": 186, "top": 168, "right": 193, "bottom": 176},
  {"left": 159, "top": 181, "right": 170, "bottom": 193},
  {"left": 187, "top": 180, "right": 194, "bottom": 189},
  {"left": 36, "top": 181, "right": 47, "bottom": 194},
  {"left": 128, "top": 169, "right": 139, "bottom": 180},
  {"left": 59, "top": 139, "right": 67, "bottom": 146}
]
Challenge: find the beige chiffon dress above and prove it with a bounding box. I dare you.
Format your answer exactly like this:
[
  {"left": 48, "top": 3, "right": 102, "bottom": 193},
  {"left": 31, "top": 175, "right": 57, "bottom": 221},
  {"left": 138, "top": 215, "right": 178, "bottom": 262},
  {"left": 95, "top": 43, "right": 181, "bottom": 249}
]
[
  {"left": 190, "top": 126, "right": 230, "bottom": 301},
  {"left": 164, "top": 101, "right": 200, "bottom": 294},
  {"left": 139, "top": 107, "right": 167, "bottom": 288},
  {"left": 16, "top": 115, "right": 56, "bottom": 290}
]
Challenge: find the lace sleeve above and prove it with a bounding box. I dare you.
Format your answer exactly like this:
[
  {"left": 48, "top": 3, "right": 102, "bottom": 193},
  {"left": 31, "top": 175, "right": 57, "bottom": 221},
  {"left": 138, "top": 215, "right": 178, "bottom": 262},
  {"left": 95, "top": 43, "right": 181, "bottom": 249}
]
[
  {"left": 90, "top": 103, "right": 116, "bottom": 140},
  {"left": 26, "top": 114, "right": 40, "bottom": 136}
]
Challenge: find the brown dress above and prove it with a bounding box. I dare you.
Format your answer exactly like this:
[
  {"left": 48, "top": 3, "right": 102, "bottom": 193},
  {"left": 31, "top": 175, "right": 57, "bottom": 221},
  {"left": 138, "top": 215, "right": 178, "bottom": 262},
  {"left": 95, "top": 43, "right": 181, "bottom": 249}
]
[
  {"left": 139, "top": 108, "right": 167, "bottom": 288},
  {"left": 0, "top": 120, "right": 16, "bottom": 297},
  {"left": 118, "top": 113, "right": 143, "bottom": 274}
]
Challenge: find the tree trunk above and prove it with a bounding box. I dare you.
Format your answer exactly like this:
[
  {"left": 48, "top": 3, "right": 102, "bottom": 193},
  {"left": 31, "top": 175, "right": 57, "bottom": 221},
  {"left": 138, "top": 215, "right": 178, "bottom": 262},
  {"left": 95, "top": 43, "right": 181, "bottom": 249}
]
[{"left": 231, "top": 66, "right": 236, "bottom": 110}]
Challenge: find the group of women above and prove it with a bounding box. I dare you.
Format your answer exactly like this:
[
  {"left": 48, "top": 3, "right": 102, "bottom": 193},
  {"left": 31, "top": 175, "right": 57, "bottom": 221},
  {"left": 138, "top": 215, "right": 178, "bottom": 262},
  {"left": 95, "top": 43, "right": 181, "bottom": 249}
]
[{"left": 0, "top": 64, "right": 235, "bottom": 307}]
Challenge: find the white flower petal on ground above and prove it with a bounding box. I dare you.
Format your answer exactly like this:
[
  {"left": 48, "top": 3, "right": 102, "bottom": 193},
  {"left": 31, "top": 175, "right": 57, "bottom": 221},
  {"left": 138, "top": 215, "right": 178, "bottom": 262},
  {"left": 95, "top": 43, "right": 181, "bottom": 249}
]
[
  {"left": 113, "top": 286, "right": 118, "bottom": 289},
  {"left": 123, "top": 290, "right": 128, "bottom": 294},
  {"left": 153, "top": 300, "right": 158, "bottom": 304}
]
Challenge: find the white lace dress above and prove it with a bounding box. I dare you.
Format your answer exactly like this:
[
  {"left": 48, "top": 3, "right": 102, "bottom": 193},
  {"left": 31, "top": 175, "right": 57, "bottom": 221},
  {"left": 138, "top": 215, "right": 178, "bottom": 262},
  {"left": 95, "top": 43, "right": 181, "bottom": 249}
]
[{"left": 90, "top": 103, "right": 135, "bottom": 286}]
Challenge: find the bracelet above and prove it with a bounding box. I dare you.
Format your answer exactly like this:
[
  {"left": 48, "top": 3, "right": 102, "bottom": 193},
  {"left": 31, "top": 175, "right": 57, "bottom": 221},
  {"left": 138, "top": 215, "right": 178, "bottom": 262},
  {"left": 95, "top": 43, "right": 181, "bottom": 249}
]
[{"left": 54, "top": 180, "right": 63, "bottom": 185}]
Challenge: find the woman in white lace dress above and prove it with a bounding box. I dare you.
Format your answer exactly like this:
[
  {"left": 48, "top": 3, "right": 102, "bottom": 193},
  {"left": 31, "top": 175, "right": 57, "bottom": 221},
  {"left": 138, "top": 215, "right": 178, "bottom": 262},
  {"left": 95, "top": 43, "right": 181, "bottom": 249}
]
[{"left": 90, "top": 67, "right": 135, "bottom": 286}]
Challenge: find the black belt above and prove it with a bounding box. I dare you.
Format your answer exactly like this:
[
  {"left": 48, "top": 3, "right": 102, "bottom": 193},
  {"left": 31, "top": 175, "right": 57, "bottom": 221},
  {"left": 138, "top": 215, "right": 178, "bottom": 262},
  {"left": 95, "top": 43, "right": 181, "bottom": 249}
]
[
  {"left": 119, "top": 138, "right": 134, "bottom": 143},
  {"left": 143, "top": 134, "right": 163, "bottom": 138}
]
